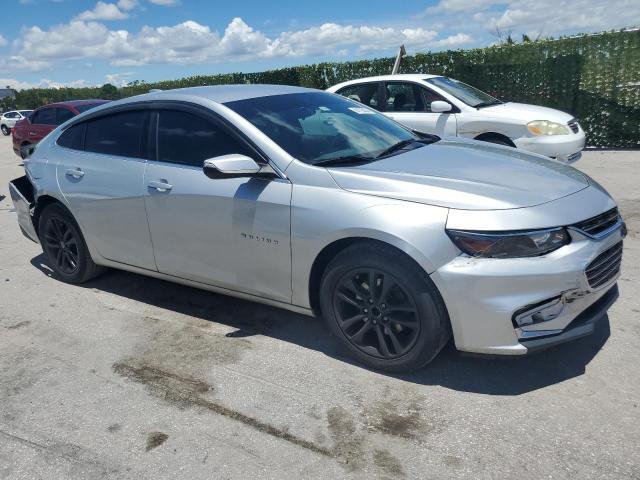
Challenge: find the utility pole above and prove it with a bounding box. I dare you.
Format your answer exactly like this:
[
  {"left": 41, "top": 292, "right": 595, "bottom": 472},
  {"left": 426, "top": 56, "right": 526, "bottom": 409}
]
[{"left": 391, "top": 45, "right": 406, "bottom": 75}]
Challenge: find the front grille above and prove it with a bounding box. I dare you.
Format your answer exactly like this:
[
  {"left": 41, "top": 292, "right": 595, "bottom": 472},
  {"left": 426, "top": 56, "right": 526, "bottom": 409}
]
[
  {"left": 571, "top": 207, "right": 620, "bottom": 237},
  {"left": 568, "top": 119, "right": 579, "bottom": 133},
  {"left": 585, "top": 241, "right": 623, "bottom": 288}
]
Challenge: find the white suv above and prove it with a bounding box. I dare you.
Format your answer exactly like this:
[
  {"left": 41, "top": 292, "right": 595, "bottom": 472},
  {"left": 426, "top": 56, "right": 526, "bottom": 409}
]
[
  {"left": 1, "top": 110, "right": 33, "bottom": 136},
  {"left": 327, "top": 74, "right": 585, "bottom": 163}
]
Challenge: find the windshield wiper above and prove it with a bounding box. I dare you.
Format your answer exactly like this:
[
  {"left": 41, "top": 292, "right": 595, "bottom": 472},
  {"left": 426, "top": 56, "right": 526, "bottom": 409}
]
[
  {"left": 313, "top": 154, "right": 376, "bottom": 167},
  {"left": 375, "top": 135, "right": 439, "bottom": 159},
  {"left": 474, "top": 100, "right": 503, "bottom": 109}
]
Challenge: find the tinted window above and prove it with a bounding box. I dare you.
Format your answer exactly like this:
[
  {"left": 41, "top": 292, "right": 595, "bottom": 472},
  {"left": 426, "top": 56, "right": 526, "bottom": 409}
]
[
  {"left": 58, "top": 123, "right": 85, "bottom": 150},
  {"left": 33, "top": 108, "right": 57, "bottom": 125},
  {"left": 336, "top": 83, "right": 380, "bottom": 110},
  {"left": 56, "top": 108, "right": 74, "bottom": 124},
  {"left": 225, "top": 92, "right": 416, "bottom": 165},
  {"left": 20, "top": 111, "right": 32, "bottom": 117},
  {"left": 385, "top": 83, "right": 425, "bottom": 112},
  {"left": 75, "top": 102, "right": 106, "bottom": 113},
  {"left": 156, "top": 110, "right": 250, "bottom": 167},
  {"left": 4, "top": 112, "right": 18, "bottom": 119},
  {"left": 85, "top": 111, "right": 147, "bottom": 158}
]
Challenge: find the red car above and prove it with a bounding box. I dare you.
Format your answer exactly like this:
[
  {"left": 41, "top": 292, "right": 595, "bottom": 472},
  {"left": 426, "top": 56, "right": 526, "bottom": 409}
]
[{"left": 13, "top": 99, "right": 109, "bottom": 158}]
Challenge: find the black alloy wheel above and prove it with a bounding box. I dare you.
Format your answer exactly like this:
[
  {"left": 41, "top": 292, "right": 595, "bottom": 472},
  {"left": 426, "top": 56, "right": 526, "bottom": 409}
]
[{"left": 333, "top": 268, "right": 420, "bottom": 359}]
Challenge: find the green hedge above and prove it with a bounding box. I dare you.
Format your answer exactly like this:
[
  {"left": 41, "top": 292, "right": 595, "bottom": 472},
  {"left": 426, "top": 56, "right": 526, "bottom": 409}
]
[{"left": 5, "top": 30, "right": 639, "bottom": 148}]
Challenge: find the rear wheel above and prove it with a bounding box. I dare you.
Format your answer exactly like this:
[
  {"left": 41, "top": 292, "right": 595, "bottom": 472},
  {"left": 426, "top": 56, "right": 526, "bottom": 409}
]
[
  {"left": 1, "top": 125, "right": 9, "bottom": 136},
  {"left": 38, "top": 203, "right": 104, "bottom": 283},
  {"left": 319, "top": 243, "right": 451, "bottom": 372}
]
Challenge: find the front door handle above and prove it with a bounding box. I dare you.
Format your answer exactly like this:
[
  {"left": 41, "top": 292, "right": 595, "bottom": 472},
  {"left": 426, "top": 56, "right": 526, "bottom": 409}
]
[
  {"left": 65, "top": 168, "right": 85, "bottom": 179},
  {"left": 29, "top": 131, "right": 37, "bottom": 136},
  {"left": 148, "top": 180, "right": 173, "bottom": 192}
]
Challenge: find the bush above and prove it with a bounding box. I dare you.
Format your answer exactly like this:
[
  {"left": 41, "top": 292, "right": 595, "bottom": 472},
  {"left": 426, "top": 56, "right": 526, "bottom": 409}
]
[{"left": 11, "top": 29, "right": 640, "bottom": 148}]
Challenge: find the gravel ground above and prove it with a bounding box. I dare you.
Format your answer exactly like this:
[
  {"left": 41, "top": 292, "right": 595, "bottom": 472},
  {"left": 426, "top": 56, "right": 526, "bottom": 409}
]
[{"left": 1, "top": 134, "right": 639, "bottom": 480}]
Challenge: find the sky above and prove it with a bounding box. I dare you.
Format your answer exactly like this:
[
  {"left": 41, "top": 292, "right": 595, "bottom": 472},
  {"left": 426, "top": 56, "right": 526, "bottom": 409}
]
[{"left": 0, "top": 0, "right": 639, "bottom": 90}]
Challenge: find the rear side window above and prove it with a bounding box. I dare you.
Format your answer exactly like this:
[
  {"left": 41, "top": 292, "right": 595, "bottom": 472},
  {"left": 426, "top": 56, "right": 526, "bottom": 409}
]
[
  {"left": 156, "top": 110, "right": 251, "bottom": 167},
  {"left": 84, "top": 111, "right": 147, "bottom": 158},
  {"left": 58, "top": 123, "right": 85, "bottom": 150},
  {"left": 336, "top": 83, "right": 380, "bottom": 111},
  {"left": 56, "top": 108, "right": 74, "bottom": 125},
  {"left": 385, "top": 83, "right": 426, "bottom": 112},
  {"left": 33, "top": 108, "right": 57, "bottom": 125}
]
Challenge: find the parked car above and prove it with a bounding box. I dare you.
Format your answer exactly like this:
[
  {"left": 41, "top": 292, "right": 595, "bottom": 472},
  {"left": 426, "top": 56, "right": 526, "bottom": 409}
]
[
  {"left": 9, "top": 85, "right": 623, "bottom": 371},
  {"left": 12, "top": 99, "right": 109, "bottom": 158},
  {"left": 1, "top": 110, "right": 33, "bottom": 135},
  {"left": 327, "top": 74, "right": 586, "bottom": 163}
]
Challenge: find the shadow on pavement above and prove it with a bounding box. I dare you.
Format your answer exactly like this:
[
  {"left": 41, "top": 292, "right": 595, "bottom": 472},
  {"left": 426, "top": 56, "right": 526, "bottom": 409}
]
[{"left": 31, "top": 253, "right": 610, "bottom": 396}]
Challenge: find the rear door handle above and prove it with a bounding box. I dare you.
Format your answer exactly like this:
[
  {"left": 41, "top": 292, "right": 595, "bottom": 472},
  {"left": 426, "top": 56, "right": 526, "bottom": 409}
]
[
  {"left": 65, "top": 168, "right": 85, "bottom": 179},
  {"left": 148, "top": 180, "right": 173, "bottom": 192}
]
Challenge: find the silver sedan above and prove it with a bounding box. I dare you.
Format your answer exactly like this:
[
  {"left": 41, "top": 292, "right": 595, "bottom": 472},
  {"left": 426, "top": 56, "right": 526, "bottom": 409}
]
[{"left": 9, "top": 85, "right": 625, "bottom": 371}]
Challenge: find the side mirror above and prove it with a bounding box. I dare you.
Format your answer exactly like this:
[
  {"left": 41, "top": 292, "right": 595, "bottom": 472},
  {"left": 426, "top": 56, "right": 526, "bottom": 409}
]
[
  {"left": 430, "top": 101, "right": 452, "bottom": 113},
  {"left": 203, "top": 154, "right": 261, "bottom": 179}
]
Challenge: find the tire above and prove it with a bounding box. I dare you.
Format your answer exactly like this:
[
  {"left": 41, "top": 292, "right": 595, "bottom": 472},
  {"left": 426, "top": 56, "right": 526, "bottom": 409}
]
[
  {"left": 319, "top": 243, "right": 451, "bottom": 372},
  {"left": 1, "top": 125, "right": 9, "bottom": 136},
  {"left": 38, "top": 203, "right": 105, "bottom": 284},
  {"left": 20, "top": 143, "right": 33, "bottom": 159}
]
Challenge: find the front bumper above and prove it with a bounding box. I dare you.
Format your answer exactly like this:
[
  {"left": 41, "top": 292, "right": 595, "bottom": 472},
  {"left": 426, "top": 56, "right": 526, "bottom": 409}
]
[
  {"left": 8, "top": 175, "right": 39, "bottom": 243},
  {"left": 431, "top": 221, "right": 624, "bottom": 356},
  {"left": 514, "top": 127, "right": 586, "bottom": 163}
]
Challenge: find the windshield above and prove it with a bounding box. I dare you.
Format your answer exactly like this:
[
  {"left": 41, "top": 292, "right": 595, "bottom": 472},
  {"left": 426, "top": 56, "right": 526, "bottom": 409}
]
[
  {"left": 224, "top": 92, "right": 417, "bottom": 165},
  {"left": 426, "top": 77, "right": 501, "bottom": 108},
  {"left": 19, "top": 110, "right": 32, "bottom": 117}
]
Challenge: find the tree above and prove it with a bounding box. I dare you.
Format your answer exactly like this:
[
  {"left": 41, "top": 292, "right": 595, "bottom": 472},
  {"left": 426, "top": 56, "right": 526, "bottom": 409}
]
[{"left": 99, "top": 83, "right": 119, "bottom": 99}]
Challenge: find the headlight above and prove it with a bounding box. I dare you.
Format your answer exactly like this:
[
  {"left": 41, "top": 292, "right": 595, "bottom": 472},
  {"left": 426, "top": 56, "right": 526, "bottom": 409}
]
[
  {"left": 527, "top": 120, "right": 570, "bottom": 136},
  {"left": 446, "top": 228, "right": 570, "bottom": 258}
]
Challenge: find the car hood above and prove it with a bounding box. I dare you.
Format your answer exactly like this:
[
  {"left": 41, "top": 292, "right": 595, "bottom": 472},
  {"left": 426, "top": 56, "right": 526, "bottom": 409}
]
[
  {"left": 326, "top": 139, "right": 590, "bottom": 210},
  {"left": 478, "top": 102, "right": 575, "bottom": 123}
]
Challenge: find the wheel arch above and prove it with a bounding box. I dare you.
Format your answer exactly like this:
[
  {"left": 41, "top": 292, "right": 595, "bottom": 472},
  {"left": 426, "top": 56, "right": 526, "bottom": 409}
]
[
  {"left": 32, "top": 194, "right": 68, "bottom": 237},
  {"left": 307, "top": 236, "right": 435, "bottom": 317},
  {"left": 474, "top": 132, "right": 516, "bottom": 147}
]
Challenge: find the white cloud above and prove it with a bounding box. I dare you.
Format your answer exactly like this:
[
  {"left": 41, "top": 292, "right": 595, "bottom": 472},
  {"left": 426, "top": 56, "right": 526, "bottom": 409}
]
[
  {"left": 425, "top": 0, "right": 640, "bottom": 37},
  {"left": 148, "top": 0, "right": 178, "bottom": 5},
  {"left": 0, "top": 35, "right": 7, "bottom": 47},
  {"left": 483, "top": 0, "right": 640, "bottom": 36},
  {"left": 0, "top": 77, "right": 89, "bottom": 90},
  {"left": 75, "top": 2, "right": 129, "bottom": 21},
  {"left": 117, "top": 0, "right": 138, "bottom": 10},
  {"left": 105, "top": 71, "right": 136, "bottom": 86},
  {"left": 5, "top": 17, "right": 473, "bottom": 71}
]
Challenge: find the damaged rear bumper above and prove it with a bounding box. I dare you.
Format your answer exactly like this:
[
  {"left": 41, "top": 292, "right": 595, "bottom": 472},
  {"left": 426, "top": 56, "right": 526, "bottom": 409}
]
[{"left": 8, "top": 175, "right": 39, "bottom": 244}]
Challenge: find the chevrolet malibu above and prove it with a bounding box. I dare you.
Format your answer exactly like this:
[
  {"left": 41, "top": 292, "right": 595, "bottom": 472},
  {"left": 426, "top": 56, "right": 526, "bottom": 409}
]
[
  {"left": 9, "top": 85, "right": 624, "bottom": 371},
  {"left": 328, "top": 74, "right": 586, "bottom": 163}
]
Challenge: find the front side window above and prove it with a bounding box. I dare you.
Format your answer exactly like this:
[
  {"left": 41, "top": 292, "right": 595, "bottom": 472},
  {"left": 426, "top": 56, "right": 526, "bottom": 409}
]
[
  {"left": 225, "top": 92, "right": 416, "bottom": 165},
  {"left": 156, "top": 110, "right": 251, "bottom": 167},
  {"left": 426, "top": 77, "right": 501, "bottom": 108},
  {"left": 84, "top": 110, "right": 147, "bottom": 158},
  {"left": 34, "top": 108, "right": 57, "bottom": 125},
  {"left": 336, "top": 83, "right": 380, "bottom": 111},
  {"left": 385, "top": 83, "right": 425, "bottom": 112}
]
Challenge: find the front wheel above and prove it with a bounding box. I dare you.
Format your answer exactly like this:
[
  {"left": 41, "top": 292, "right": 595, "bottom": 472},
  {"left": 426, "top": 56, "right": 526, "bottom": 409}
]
[
  {"left": 38, "top": 203, "right": 104, "bottom": 283},
  {"left": 1, "top": 125, "right": 9, "bottom": 136},
  {"left": 319, "top": 243, "right": 451, "bottom": 372}
]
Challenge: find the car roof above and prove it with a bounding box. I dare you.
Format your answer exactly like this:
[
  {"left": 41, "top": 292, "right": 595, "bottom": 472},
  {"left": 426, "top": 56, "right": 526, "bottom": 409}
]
[
  {"left": 133, "top": 84, "right": 319, "bottom": 105},
  {"left": 329, "top": 74, "right": 442, "bottom": 90},
  {"left": 42, "top": 99, "right": 110, "bottom": 109}
]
